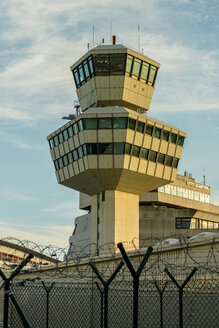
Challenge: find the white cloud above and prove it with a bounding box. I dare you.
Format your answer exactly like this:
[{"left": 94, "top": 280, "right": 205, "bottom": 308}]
[
  {"left": 0, "top": 221, "right": 71, "bottom": 247},
  {"left": 42, "top": 201, "right": 85, "bottom": 218},
  {"left": 0, "top": 190, "right": 38, "bottom": 202}
]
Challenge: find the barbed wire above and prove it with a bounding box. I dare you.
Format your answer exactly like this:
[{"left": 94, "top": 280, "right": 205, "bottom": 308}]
[{"left": 0, "top": 233, "right": 218, "bottom": 285}]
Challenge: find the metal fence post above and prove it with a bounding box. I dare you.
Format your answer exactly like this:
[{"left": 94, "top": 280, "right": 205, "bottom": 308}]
[
  {"left": 154, "top": 282, "right": 168, "bottom": 328},
  {"left": 89, "top": 261, "right": 124, "bottom": 328},
  {"left": 164, "top": 267, "right": 197, "bottom": 328},
  {"left": 0, "top": 253, "right": 33, "bottom": 328},
  {"left": 95, "top": 282, "right": 104, "bottom": 328},
  {"left": 118, "top": 243, "right": 153, "bottom": 328},
  {"left": 41, "top": 281, "right": 55, "bottom": 328}
]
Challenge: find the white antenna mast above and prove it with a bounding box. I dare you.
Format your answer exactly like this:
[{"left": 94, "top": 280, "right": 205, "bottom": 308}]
[
  {"left": 110, "top": 11, "right": 112, "bottom": 43},
  {"left": 92, "top": 25, "right": 95, "bottom": 48},
  {"left": 138, "top": 24, "right": 140, "bottom": 53}
]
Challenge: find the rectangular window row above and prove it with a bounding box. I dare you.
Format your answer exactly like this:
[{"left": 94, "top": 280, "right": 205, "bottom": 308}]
[
  {"left": 176, "top": 218, "right": 219, "bottom": 230},
  {"left": 126, "top": 54, "right": 158, "bottom": 86},
  {"left": 72, "top": 56, "right": 94, "bottom": 88},
  {"left": 72, "top": 54, "right": 159, "bottom": 89},
  {"left": 49, "top": 117, "right": 185, "bottom": 150},
  {"left": 158, "top": 185, "right": 210, "bottom": 203},
  {"left": 54, "top": 142, "right": 180, "bottom": 171}
]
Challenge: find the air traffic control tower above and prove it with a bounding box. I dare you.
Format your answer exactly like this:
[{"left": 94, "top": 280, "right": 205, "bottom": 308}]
[{"left": 47, "top": 38, "right": 186, "bottom": 253}]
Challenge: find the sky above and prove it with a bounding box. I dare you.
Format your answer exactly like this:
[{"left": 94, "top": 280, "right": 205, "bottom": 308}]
[{"left": 0, "top": 0, "right": 219, "bottom": 248}]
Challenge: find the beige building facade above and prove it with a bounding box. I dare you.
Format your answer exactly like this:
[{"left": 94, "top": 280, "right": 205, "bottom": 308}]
[{"left": 47, "top": 41, "right": 189, "bottom": 254}]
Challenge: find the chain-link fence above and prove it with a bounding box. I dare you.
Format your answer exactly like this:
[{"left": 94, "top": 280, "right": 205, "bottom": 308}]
[{"left": 0, "top": 236, "right": 218, "bottom": 328}]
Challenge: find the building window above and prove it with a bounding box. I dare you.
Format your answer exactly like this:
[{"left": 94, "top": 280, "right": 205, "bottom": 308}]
[
  {"left": 86, "top": 143, "right": 98, "bottom": 155},
  {"left": 132, "top": 58, "right": 141, "bottom": 77},
  {"left": 58, "top": 158, "right": 64, "bottom": 169},
  {"left": 146, "top": 124, "right": 153, "bottom": 136},
  {"left": 148, "top": 65, "right": 157, "bottom": 85},
  {"left": 165, "top": 155, "right": 173, "bottom": 167},
  {"left": 128, "top": 118, "right": 136, "bottom": 130},
  {"left": 78, "top": 119, "right": 83, "bottom": 132},
  {"left": 170, "top": 133, "right": 177, "bottom": 144},
  {"left": 158, "top": 153, "right": 165, "bottom": 164},
  {"left": 140, "top": 62, "right": 149, "bottom": 81},
  {"left": 132, "top": 146, "right": 140, "bottom": 157},
  {"left": 149, "top": 150, "right": 157, "bottom": 162},
  {"left": 178, "top": 135, "right": 185, "bottom": 146},
  {"left": 54, "top": 135, "right": 59, "bottom": 147},
  {"left": 113, "top": 117, "right": 127, "bottom": 129},
  {"left": 114, "top": 143, "right": 125, "bottom": 154},
  {"left": 125, "top": 143, "right": 132, "bottom": 155},
  {"left": 84, "top": 118, "right": 97, "bottom": 130},
  {"left": 176, "top": 218, "right": 191, "bottom": 229},
  {"left": 99, "top": 143, "right": 113, "bottom": 154},
  {"left": 137, "top": 121, "right": 145, "bottom": 133},
  {"left": 102, "top": 191, "right": 105, "bottom": 202},
  {"left": 78, "top": 146, "right": 83, "bottom": 159},
  {"left": 99, "top": 118, "right": 112, "bottom": 129},
  {"left": 78, "top": 64, "right": 85, "bottom": 84},
  {"left": 82, "top": 144, "right": 87, "bottom": 156},
  {"left": 154, "top": 127, "right": 161, "bottom": 139},
  {"left": 140, "top": 148, "right": 149, "bottom": 160},
  {"left": 63, "top": 129, "right": 68, "bottom": 141},
  {"left": 49, "top": 139, "right": 54, "bottom": 149},
  {"left": 162, "top": 130, "right": 169, "bottom": 142},
  {"left": 126, "top": 55, "right": 133, "bottom": 74},
  {"left": 173, "top": 158, "right": 179, "bottom": 168},
  {"left": 67, "top": 152, "right": 73, "bottom": 164},
  {"left": 68, "top": 126, "right": 73, "bottom": 138},
  {"left": 110, "top": 54, "right": 126, "bottom": 74},
  {"left": 73, "top": 150, "right": 78, "bottom": 161},
  {"left": 63, "top": 155, "right": 68, "bottom": 166}
]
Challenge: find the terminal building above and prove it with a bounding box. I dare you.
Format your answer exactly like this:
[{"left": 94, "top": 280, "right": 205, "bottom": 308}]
[{"left": 47, "top": 38, "right": 219, "bottom": 256}]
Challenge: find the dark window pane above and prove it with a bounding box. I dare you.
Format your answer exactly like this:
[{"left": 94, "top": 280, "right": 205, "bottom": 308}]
[
  {"left": 178, "top": 135, "right": 185, "bottom": 146},
  {"left": 132, "top": 146, "right": 140, "bottom": 157},
  {"left": 99, "top": 143, "right": 112, "bottom": 154},
  {"left": 58, "top": 132, "right": 63, "bottom": 144},
  {"left": 82, "top": 144, "right": 87, "bottom": 156},
  {"left": 162, "top": 130, "right": 169, "bottom": 141},
  {"left": 63, "top": 155, "right": 68, "bottom": 166},
  {"left": 84, "top": 118, "right": 97, "bottom": 130},
  {"left": 73, "top": 150, "right": 78, "bottom": 161},
  {"left": 54, "top": 135, "right": 59, "bottom": 147},
  {"left": 68, "top": 126, "right": 73, "bottom": 137},
  {"left": 137, "top": 121, "right": 145, "bottom": 133},
  {"left": 78, "top": 64, "right": 84, "bottom": 83},
  {"left": 154, "top": 127, "right": 161, "bottom": 139},
  {"left": 73, "top": 123, "right": 78, "bottom": 135},
  {"left": 110, "top": 54, "right": 126, "bottom": 73},
  {"left": 170, "top": 133, "right": 177, "bottom": 144},
  {"left": 88, "top": 56, "right": 94, "bottom": 74},
  {"left": 49, "top": 139, "right": 54, "bottom": 149},
  {"left": 113, "top": 117, "right": 127, "bottom": 129},
  {"left": 67, "top": 152, "right": 73, "bottom": 164},
  {"left": 176, "top": 218, "right": 181, "bottom": 229},
  {"left": 148, "top": 65, "right": 157, "bottom": 84},
  {"left": 140, "top": 148, "right": 148, "bottom": 160},
  {"left": 158, "top": 153, "right": 165, "bottom": 164},
  {"left": 114, "top": 142, "right": 125, "bottom": 154},
  {"left": 140, "top": 62, "right": 149, "bottom": 80},
  {"left": 132, "top": 58, "right": 141, "bottom": 77},
  {"left": 126, "top": 55, "right": 133, "bottom": 74},
  {"left": 54, "top": 160, "right": 59, "bottom": 170},
  {"left": 87, "top": 143, "right": 97, "bottom": 155},
  {"left": 165, "top": 155, "right": 173, "bottom": 167},
  {"left": 78, "top": 119, "right": 83, "bottom": 132},
  {"left": 99, "top": 118, "right": 112, "bottom": 129},
  {"left": 63, "top": 130, "right": 68, "bottom": 141},
  {"left": 173, "top": 158, "right": 179, "bottom": 168},
  {"left": 146, "top": 125, "right": 153, "bottom": 136},
  {"left": 125, "top": 143, "right": 132, "bottom": 155},
  {"left": 93, "top": 54, "right": 110, "bottom": 73},
  {"left": 149, "top": 150, "right": 157, "bottom": 162},
  {"left": 58, "top": 158, "right": 63, "bottom": 169},
  {"left": 128, "top": 118, "right": 136, "bottom": 130},
  {"left": 73, "top": 68, "right": 80, "bottom": 86},
  {"left": 78, "top": 146, "right": 83, "bottom": 158},
  {"left": 83, "top": 60, "right": 90, "bottom": 79}
]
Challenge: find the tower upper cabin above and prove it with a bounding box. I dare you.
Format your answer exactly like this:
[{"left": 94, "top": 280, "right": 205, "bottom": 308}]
[{"left": 70, "top": 42, "right": 160, "bottom": 113}]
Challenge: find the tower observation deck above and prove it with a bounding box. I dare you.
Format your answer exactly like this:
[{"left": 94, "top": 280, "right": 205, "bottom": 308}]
[{"left": 47, "top": 39, "right": 186, "bottom": 252}]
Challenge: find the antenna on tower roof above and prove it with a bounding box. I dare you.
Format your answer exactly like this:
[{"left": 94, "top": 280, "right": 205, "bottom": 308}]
[
  {"left": 92, "top": 25, "right": 95, "bottom": 48},
  {"left": 138, "top": 24, "right": 140, "bottom": 53},
  {"left": 203, "top": 168, "right": 206, "bottom": 185},
  {"left": 110, "top": 11, "right": 112, "bottom": 43}
]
